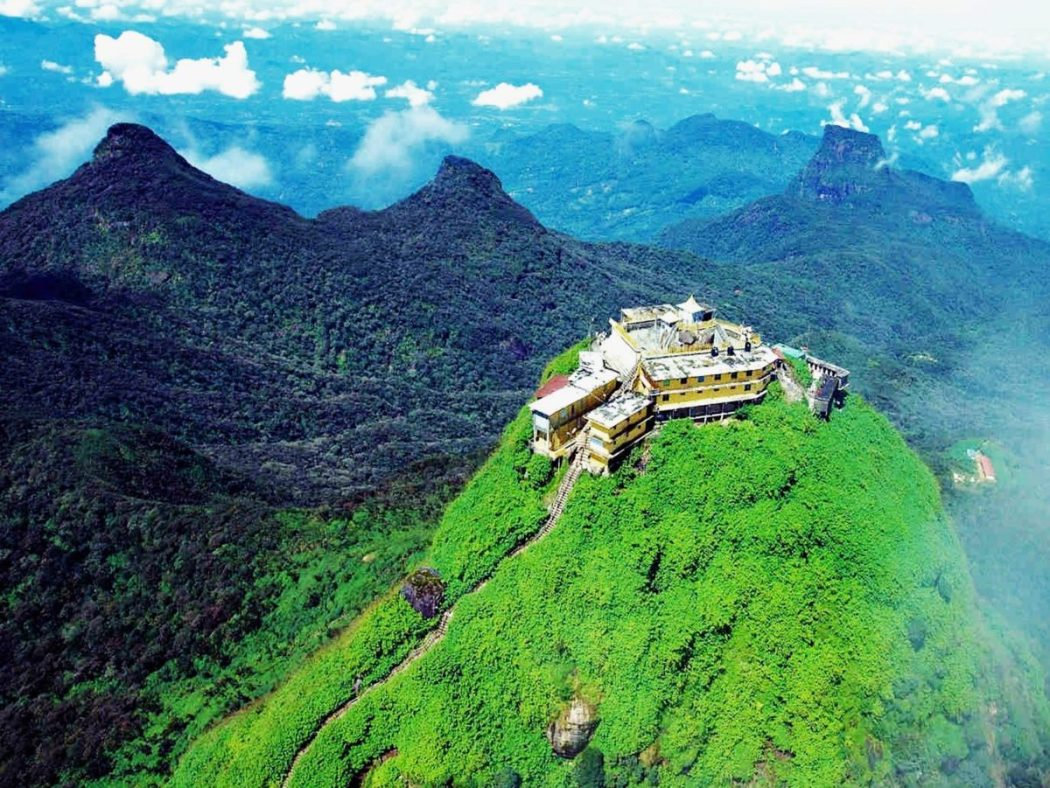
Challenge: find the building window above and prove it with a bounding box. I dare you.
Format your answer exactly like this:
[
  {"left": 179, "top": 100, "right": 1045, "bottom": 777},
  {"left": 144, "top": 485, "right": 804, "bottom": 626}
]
[
  {"left": 715, "top": 373, "right": 722, "bottom": 381},
  {"left": 745, "top": 383, "right": 752, "bottom": 391},
  {"left": 731, "top": 371, "right": 738, "bottom": 379},
  {"left": 662, "top": 394, "right": 669, "bottom": 401},
  {"left": 680, "top": 377, "right": 687, "bottom": 384},
  {"left": 698, "top": 375, "right": 705, "bottom": 383}
]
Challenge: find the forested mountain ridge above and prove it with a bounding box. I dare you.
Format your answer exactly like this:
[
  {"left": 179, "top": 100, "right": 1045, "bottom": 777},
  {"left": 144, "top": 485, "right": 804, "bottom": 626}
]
[
  {"left": 0, "top": 122, "right": 706, "bottom": 503},
  {"left": 660, "top": 123, "right": 1050, "bottom": 708},
  {"left": 3, "top": 120, "right": 1049, "bottom": 785},
  {"left": 0, "top": 123, "right": 713, "bottom": 783}
]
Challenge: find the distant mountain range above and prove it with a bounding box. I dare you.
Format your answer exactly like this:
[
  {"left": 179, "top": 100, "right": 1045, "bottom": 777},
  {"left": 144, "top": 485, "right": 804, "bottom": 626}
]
[{"left": 470, "top": 113, "right": 820, "bottom": 242}]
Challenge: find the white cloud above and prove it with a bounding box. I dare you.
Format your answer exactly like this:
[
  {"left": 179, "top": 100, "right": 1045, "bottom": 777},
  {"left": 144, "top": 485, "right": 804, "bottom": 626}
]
[
  {"left": 735, "top": 59, "right": 781, "bottom": 83},
  {"left": 0, "top": 63, "right": 9, "bottom": 77},
  {"left": 180, "top": 145, "right": 273, "bottom": 190},
  {"left": 921, "top": 86, "right": 951, "bottom": 102},
  {"left": 0, "top": 0, "right": 39, "bottom": 18},
  {"left": 775, "top": 77, "right": 806, "bottom": 92},
  {"left": 998, "top": 165, "right": 1033, "bottom": 191},
  {"left": 41, "top": 60, "right": 73, "bottom": 75},
  {"left": 349, "top": 105, "right": 467, "bottom": 175},
  {"left": 825, "top": 100, "right": 869, "bottom": 132},
  {"left": 282, "top": 68, "right": 386, "bottom": 101},
  {"left": 853, "top": 84, "right": 872, "bottom": 108},
  {"left": 0, "top": 106, "right": 129, "bottom": 206},
  {"left": 91, "top": 3, "right": 120, "bottom": 20},
  {"left": 549, "top": 34, "right": 562, "bottom": 42},
  {"left": 315, "top": 19, "right": 336, "bottom": 30},
  {"left": 951, "top": 149, "right": 1008, "bottom": 183},
  {"left": 917, "top": 124, "right": 939, "bottom": 140},
  {"left": 385, "top": 79, "right": 433, "bottom": 107},
  {"left": 243, "top": 26, "right": 270, "bottom": 39},
  {"left": 974, "top": 87, "right": 1027, "bottom": 132},
  {"left": 1019, "top": 110, "right": 1042, "bottom": 135},
  {"left": 472, "top": 82, "right": 542, "bottom": 109},
  {"left": 627, "top": 42, "right": 645, "bottom": 51},
  {"left": 904, "top": 119, "right": 922, "bottom": 130},
  {"left": 699, "top": 50, "right": 716, "bottom": 58},
  {"left": 872, "top": 101, "right": 889, "bottom": 113},
  {"left": 801, "top": 65, "right": 850, "bottom": 80},
  {"left": 95, "top": 32, "right": 260, "bottom": 98}
]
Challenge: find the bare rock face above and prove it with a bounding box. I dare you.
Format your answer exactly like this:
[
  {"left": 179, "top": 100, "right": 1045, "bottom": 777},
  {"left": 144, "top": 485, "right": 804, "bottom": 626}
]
[
  {"left": 401, "top": 567, "right": 445, "bottom": 619},
  {"left": 546, "top": 697, "right": 599, "bottom": 758}
]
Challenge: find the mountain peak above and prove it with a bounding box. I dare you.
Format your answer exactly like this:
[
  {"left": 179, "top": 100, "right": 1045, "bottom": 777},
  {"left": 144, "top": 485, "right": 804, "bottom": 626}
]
[
  {"left": 391, "top": 155, "right": 539, "bottom": 227},
  {"left": 432, "top": 154, "right": 506, "bottom": 194},
  {"left": 815, "top": 124, "right": 886, "bottom": 167},
  {"left": 788, "top": 124, "right": 891, "bottom": 203},
  {"left": 92, "top": 123, "right": 185, "bottom": 166}
]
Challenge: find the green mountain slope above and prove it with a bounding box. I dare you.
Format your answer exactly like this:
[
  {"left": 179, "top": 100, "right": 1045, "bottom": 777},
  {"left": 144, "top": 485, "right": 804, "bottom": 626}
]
[
  {"left": 178, "top": 379, "right": 1050, "bottom": 786},
  {"left": 659, "top": 124, "right": 1050, "bottom": 673}
]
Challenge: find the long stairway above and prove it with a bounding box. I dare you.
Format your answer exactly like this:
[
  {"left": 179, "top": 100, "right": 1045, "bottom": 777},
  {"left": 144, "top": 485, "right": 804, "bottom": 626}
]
[{"left": 281, "top": 435, "right": 589, "bottom": 787}]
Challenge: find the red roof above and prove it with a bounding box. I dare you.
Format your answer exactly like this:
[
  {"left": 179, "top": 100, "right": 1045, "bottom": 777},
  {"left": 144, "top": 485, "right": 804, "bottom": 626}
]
[
  {"left": 534, "top": 374, "right": 570, "bottom": 399},
  {"left": 977, "top": 454, "right": 996, "bottom": 481}
]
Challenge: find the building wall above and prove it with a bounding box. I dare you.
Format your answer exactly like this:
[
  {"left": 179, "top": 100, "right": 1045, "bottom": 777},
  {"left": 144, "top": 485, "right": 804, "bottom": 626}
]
[
  {"left": 586, "top": 416, "right": 653, "bottom": 474},
  {"left": 532, "top": 378, "right": 618, "bottom": 458},
  {"left": 645, "top": 364, "right": 775, "bottom": 415},
  {"left": 646, "top": 361, "right": 774, "bottom": 393}
]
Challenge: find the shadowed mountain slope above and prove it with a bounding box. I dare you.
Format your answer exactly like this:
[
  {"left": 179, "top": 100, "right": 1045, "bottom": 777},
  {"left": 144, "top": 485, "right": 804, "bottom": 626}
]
[
  {"left": 0, "top": 123, "right": 706, "bottom": 504},
  {"left": 0, "top": 124, "right": 713, "bottom": 783}
]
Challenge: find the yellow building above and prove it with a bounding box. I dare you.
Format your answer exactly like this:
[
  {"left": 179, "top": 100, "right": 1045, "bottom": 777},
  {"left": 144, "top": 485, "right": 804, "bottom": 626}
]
[
  {"left": 531, "top": 295, "right": 846, "bottom": 472},
  {"left": 584, "top": 392, "right": 653, "bottom": 474},
  {"left": 530, "top": 361, "right": 618, "bottom": 458},
  {"left": 641, "top": 345, "right": 778, "bottom": 422}
]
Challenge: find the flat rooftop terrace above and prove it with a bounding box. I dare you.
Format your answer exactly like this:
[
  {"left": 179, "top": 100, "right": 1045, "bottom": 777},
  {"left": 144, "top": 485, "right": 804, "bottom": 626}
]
[
  {"left": 643, "top": 346, "right": 777, "bottom": 382},
  {"left": 588, "top": 392, "right": 651, "bottom": 430}
]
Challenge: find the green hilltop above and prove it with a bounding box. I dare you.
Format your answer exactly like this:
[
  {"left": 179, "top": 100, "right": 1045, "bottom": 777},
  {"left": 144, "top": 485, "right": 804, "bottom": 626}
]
[{"left": 173, "top": 347, "right": 1050, "bottom": 787}]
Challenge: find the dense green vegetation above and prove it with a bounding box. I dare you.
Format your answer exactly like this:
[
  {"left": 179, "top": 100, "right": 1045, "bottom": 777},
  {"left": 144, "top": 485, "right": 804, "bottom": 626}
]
[
  {"left": 0, "top": 123, "right": 706, "bottom": 780},
  {"left": 784, "top": 354, "right": 813, "bottom": 389},
  {"left": 185, "top": 386, "right": 1050, "bottom": 786},
  {"left": 0, "top": 418, "right": 450, "bottom": 785},
  {"left": 5, "top": 120, "right": 1050, "bottom": 784},
  {"left": 170, "top": 342, "right": 583, "bottom": 785},
  {"left": 660, "top": 125, "right": 1050, "bottom": 685},
  {"left": 172, "top": 404, "right": 557, "bottom": 786}
]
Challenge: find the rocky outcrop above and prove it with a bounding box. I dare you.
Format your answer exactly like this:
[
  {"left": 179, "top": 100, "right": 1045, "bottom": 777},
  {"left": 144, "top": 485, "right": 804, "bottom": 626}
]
[
  {"left": 401, "top": 568, "right": 445, "bottom": 619},
  {"left": 546, "top": 696, "right": 599, "bottom": 758}
]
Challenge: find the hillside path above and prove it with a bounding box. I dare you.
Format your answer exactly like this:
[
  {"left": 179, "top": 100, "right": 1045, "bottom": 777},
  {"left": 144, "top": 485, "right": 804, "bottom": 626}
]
[
  {"left": 777, "top": 367, "right": 805, "bottom": 403},
  {"left": 281, "top": 435, "right": 589, "bottom": 787}
]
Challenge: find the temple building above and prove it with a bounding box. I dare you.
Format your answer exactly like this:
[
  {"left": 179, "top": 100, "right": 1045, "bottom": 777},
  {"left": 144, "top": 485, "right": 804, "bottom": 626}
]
[{"left": 530, "top": 296, "right": 849, "bottom": 473}]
